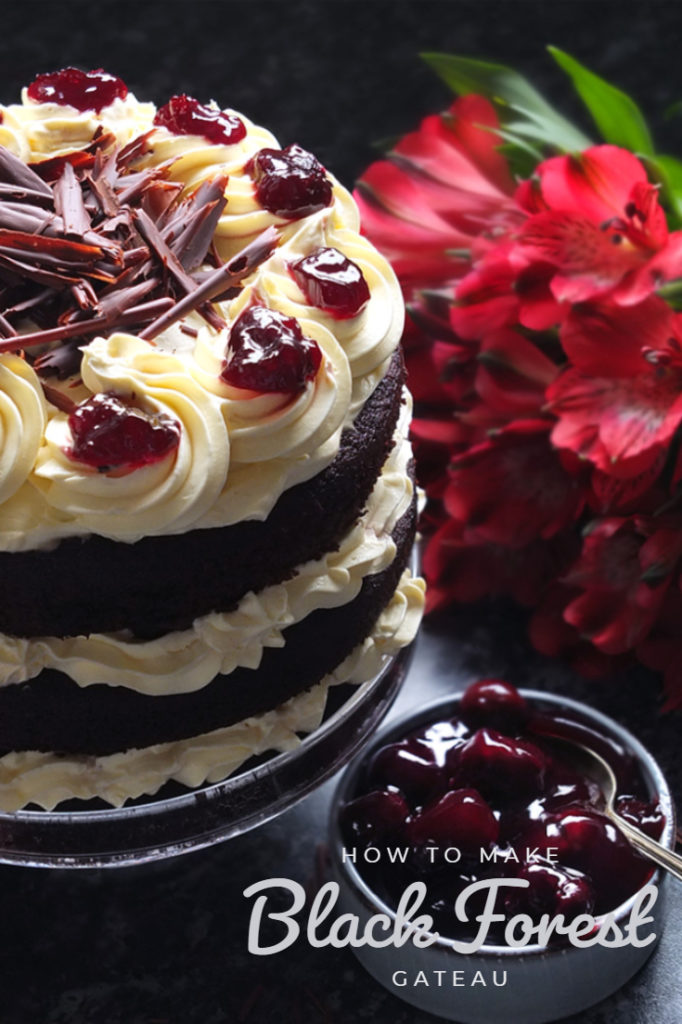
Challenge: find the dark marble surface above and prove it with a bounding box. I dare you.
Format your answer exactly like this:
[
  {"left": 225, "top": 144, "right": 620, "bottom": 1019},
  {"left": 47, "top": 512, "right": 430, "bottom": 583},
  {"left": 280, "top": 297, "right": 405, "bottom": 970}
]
[{"left": 1, "top": 2, "right": 682, "bottom": 1022}]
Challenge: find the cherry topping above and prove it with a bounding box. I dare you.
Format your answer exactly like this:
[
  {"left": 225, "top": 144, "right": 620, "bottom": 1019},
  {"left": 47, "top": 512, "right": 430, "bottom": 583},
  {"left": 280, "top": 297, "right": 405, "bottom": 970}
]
[
  {"left": 505, "top": 863, "right": 595, "bottom": 922},
  {"left": 540, "top": 767, "right": 593, "bottom": 812},
  {"left": 460, "top": 679, "right": 530, "bottom": 732},
  {"left": 247, "top": 144, "right": 333, "bottom": 219},
  {"left": 340, "top": 679, "right": 667, "bottom": 944},
  {"left": 291, "top": 247, "right": 370, "bottom": 319},
  {"left": 369, "top": 738, "right": 449, "bottom": 804},
  {"left": 407, "top": 789, "right": 499, "bottom": 853},
  {"left": 154, "top": 95, "right": 246, "bottom": 145},
  {"left": 339, "top": 790, "right": 409, "bottom": 847},
  {"left": 68, "top": 392, "right": 180, "bottom": 470},
  {"left": 27, "top": 68, "right": 128, "bottom": 113},
  {"left": 456, "top": 728, "right": 546, "bottom": 798},
  {"left": 547, "top": 807, "right": 650, "bottom": 910},
  {"left": 616, "top": 796, "right": 666, "bottom": 839},
  {"left": 221, "top": 305, "right": 322, "bottom": 394}
]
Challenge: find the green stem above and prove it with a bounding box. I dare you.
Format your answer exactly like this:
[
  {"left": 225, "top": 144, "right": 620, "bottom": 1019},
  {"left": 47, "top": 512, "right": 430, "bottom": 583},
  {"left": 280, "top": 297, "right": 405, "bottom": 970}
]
[{"left": 657, "top": 278, "right": 682, "bottom": 305}]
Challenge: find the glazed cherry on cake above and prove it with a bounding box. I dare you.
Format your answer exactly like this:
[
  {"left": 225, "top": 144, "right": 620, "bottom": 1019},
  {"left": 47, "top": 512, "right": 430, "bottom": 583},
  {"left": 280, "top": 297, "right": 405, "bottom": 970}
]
[
  {"left": 340, "top": 679, "right": 665, "bottom": 941},
  {"left": 247, "top": 144, "right": 333, "bottom": 219},
  {"left": 154, "top": 95, "right": 246, "bottom": 145},
  {"left": 68, "top": 392, "right": 181, "bottom": 471},
  {"left": 27, "top": 68, "right": 128, "bottom": 112},
  {"left": 221, "top": 305, "right": 322, "bottom": 394},
  {"left": 291, "top": 247, "right": 370, "bottom": 319}
]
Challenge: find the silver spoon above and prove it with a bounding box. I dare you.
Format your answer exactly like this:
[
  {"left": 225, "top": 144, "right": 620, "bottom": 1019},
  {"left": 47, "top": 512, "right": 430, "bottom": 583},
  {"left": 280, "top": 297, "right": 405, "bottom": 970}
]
[{"left": 545, "top": 735, "right": 682, "bottom": 883}]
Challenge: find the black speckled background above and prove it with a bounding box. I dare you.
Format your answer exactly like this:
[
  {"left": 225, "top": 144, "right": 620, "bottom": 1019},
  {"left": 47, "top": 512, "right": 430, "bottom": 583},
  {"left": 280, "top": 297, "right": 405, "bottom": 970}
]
[{"left": 2, "top": 2, "right": 682, "bottom": 1022}]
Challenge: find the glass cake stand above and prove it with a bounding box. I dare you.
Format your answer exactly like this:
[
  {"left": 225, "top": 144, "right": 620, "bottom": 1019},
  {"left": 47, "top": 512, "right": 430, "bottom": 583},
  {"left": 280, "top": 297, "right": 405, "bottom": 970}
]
[{"left": 0, "top": 642, "right": 413, "bottom": 869}]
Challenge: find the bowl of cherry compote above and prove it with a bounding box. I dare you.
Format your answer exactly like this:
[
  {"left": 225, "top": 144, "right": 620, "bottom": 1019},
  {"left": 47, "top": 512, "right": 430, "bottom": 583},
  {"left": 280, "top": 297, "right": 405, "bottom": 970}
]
[{"left": 329, "top": 681, "right": 676, "bottom": 1024}]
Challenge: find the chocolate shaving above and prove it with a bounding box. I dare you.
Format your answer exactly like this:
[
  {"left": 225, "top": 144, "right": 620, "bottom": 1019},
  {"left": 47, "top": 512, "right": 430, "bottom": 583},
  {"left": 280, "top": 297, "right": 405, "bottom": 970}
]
[
  {"left": 116, "top": 131, "right": 155, "bottom": 169},
  {"left": 0, "top": 251, "right": 81, "bottom": 289},
  {"left": 132, "top": 207, "right": 197, "bottom": 295},
  {"left": 161, "top": 176, "right": 228, "bottom": 271},
  {"left": 0, "top": 135, "right": 281, "bottom": 388},
  {"left": 0, "top": 147, "right": 52, "bottom": 197},
  {"left": 140, "top": 226, "right": 279, "bottom": 340},
  {"left": 3, "top": 287, "right": 53, "bottom": 317},
  {"left": 0, "top": 298, "right": 175, "bottom": 352},
  {"left": 35, "top": 340, "right": 82, "bottom": 379},
  {"left": 0, "top": 313, "right": 16, "bottom": 338},
  {"left": 0, "top": 182, "right": 53, "bottom": 206},
  {"left": 40, "top": 381, "right": 78, "bottom": 411},
  {"left": 53, "top": 163, "right": 91, "bottom": 237}
]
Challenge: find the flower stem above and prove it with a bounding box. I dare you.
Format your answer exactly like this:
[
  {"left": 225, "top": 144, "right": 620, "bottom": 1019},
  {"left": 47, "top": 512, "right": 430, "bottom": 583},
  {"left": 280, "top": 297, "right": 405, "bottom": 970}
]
[{"left": 657, "top": 278, "right": 682, "bottom": 306}]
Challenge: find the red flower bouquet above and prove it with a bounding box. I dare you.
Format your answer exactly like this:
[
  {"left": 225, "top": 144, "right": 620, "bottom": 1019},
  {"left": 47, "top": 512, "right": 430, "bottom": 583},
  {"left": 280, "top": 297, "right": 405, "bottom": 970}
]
[{"left": 356, "top": 50, "right": 682, "bottom": 704}]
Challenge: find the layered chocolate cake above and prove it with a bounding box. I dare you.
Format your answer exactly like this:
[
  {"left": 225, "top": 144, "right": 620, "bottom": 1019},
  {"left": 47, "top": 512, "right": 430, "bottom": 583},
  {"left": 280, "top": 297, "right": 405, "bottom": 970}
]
[{"left": 0, "top": 70, "right": 424, "bottom": 810}]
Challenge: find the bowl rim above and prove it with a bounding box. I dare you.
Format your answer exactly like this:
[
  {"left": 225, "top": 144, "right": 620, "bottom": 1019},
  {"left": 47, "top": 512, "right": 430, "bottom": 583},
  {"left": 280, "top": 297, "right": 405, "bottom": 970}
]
[{"left": 329, "top": 688, "right": 677, "bottom": 959}]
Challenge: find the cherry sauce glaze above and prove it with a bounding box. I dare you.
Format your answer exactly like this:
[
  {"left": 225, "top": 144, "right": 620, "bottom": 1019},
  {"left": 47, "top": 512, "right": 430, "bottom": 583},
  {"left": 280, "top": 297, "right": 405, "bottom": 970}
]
[
  {"left": 154, "top": 95, "right": 246, "bottom": 145},
  {"left": 221, "top": 305, "right": 322, "bottom": 394},
  {"left": 68, "top": 392, "right": 180, "bottom": 471},
  {"left": 291, "top": 247, "right": 370, "bottom": 319},
  {"left": 27, "top": 68, "right": 127, "bottom": 112},
  {"left": 339, "top": 680, "right": 665, "bottom": 943},
  {"left": 247, "top": 144, "right": 333, "bottom": 220}
]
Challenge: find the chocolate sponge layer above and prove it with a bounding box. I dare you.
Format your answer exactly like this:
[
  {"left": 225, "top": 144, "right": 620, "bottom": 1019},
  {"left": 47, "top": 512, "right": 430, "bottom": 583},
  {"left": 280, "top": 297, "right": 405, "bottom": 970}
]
[
  {"left": 0, "top": 351, "right": 405, "bottom": 640},
  {"left": 0, "top": 497, "right": 416, "bottom": 756}
]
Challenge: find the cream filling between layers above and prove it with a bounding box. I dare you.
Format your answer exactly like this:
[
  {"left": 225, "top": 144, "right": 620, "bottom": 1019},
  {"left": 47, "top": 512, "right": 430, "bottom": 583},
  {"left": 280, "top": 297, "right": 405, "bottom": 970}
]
[
  {"left": 0, "top": 400, "right": 414, "bottom": 694},
  {"left": 0, "top": 570, "right": 425, "bottom": 811}
]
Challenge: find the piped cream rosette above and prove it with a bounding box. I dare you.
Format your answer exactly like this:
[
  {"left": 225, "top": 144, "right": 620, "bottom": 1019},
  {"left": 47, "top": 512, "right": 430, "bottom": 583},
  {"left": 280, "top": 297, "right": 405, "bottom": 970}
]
[
  {"left": 147, "top": 115, "right": 359, "bottom": 258},
  {"left": 32, "top": 333, "right": 230, "bottom": 542},
  {"left": 210, "top": 170, "right": 359, "bottom": 263},
  {"left": 0, "top": 90, "right": 156, "bottom": 162},
  {"left": 189, "top": 285, "right": 352, "bottom": 525},
  {"left": 251, "top": 212, "right": 404, "bottom": 409},
  {"left": 0, "top": 92, "right": 404, "bottom": 549},
  {"left": 0, "top": 354, "right": 46, "bottom": 504},
  {"left": 193, "top": 285, "right": 351, "bottom": 462},
  {"left": 30, "top": 304, "right": 352, "bottom": 539},
  {"left": 148, "top": 112, "right": 278, "bottom": 189}
]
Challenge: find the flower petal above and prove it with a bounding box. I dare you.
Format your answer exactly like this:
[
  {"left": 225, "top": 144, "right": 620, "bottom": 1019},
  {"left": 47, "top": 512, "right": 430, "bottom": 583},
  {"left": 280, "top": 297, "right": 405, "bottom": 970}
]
[
  {"left": 549, "top": 365, "right": 682, "bottom": 468},
  {"left": 520, "top": 211, "right": 643, "bottom": 303},
  {"left": 537, "top": 146, "right": 649, "bottom": 222},
  {"left": 560, "top": 297, "right": 673, "bottom": 377},
  {"left": 475, "top": 328, "right": 558, "bottom": 416},
  {"left": 445, "top": 420, "right": 585, "bottom": 547}
]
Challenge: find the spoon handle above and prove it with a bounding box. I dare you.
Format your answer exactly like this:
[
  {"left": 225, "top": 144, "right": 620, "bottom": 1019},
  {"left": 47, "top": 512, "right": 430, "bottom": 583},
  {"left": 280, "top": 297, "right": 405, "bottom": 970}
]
[{"left": 608, "top": 810, "right": 682, "bottom": 883}]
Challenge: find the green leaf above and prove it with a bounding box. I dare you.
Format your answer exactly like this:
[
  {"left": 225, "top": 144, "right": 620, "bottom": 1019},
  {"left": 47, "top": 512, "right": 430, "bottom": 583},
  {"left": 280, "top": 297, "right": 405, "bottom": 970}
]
[
  {"left": 487, "top": 126, "right": 544, "bottom": 179},
  {"left": 422, "top": 51, "right": 591, "bottom": 153},
  {"left": 549, "top": 47, "right": 654, "bottom": 154}
]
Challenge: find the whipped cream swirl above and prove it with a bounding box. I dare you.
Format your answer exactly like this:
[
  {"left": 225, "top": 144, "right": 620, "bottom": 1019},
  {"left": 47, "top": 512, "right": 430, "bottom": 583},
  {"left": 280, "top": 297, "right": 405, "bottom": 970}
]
[
  {"left": 0, "top": 89, "right": 404, "bottom": 550},
  {"left": 0, "top": 354, "right": 46, "bottom": 504},
  {"left": 0, "top": 90, "right": 156, "bottom": 162},
  {"left": 32, "top": 334, "right": 230, "bottom": 541}
]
